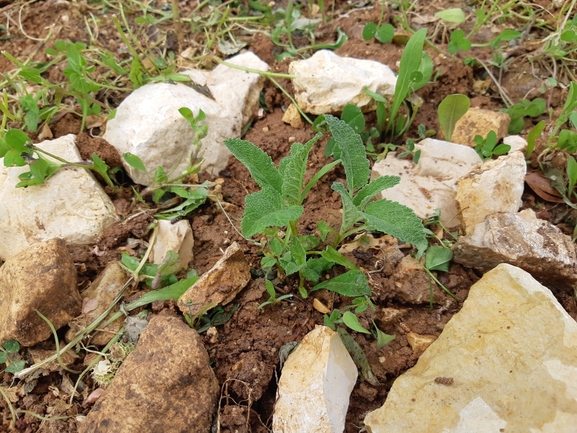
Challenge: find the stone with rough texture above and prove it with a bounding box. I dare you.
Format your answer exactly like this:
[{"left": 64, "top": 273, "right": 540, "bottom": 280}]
[
  {"left": 289, "top": 50, "right": 396, "bottom": 115},
  {"left": 453, "top": 209, "right": 577, "bottom": 290},
  {"left": 178, "top": 241, "right": 250, "bottom": 316},
  {"left": 78, "top": 314, "right": 219, "bottom": 433},
  {"left": 372, "top": 139, "right": 482, "bottom": 227},
  {"left": 450, "top": 107, "right": 511, "bottom": 147},
  {"left": 66, "top": 261, "right": 129, "bottom": 346},
  {"left": 364, "top": 264, "right": 577, "bottom": 433},
  {"left": 104, "top": 52, "right": 267, "bottom": 185},
  {"left": 0, "top": 134, "right": 118, "bottom": 261},
  {"left": 456, "top": 151, "right": 526, "bottom": 234},
  {"left": 273, "top": 326, "right": 357, "bottom": 433},
  {"left": 282, "top": 103, "right": 304, "bottom": 128},
  {"left": 406, "top": 332, "right": 436, "bottom": 356},
  {"left": 0, "top": 238, "right": 81, "bottom": 347},
  {"left": 150, "top": 219, "right": 194, "bottom": 271}
]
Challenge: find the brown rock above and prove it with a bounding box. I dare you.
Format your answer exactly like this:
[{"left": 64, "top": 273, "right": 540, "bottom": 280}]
[
  {"left": 79, "top": 314, "right": 219, "bottom": 433},
  {"left": 0, "top": 238, "right": 80, "bottom": 347},
  {"left": 178, "top": 242, "right": 250, "bottom": 316}
]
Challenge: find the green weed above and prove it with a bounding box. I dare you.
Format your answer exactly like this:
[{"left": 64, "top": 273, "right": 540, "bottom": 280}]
[
  {"left": 437, "top": 94, "right": 470, "bottom": 142},
  {"left": 474, "top": 130, "right": 511, "bottom": 159}
]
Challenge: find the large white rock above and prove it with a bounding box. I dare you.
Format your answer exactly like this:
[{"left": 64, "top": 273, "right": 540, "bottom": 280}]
[
  {"left": 364, "top": 263, "right": 577, "bottom": 433},
  {"left": 371, "top": 139, "right": 482, "bottom": 227},
  {"left": 0, "top": 134, "right": 118, "bottom": 260},
  {"left": 273, "top": 326, "right": 358, "bottom": 433},
  {"left": 453, "top": 209, "right": 577, "bottom": 289},
  {"left": 456, "top": 151, "right": 526, "bottom": 234},
  {"left": 289, "top": 50, "right": 397, "bottom": 115},
  {"left": 104, "top": 52, "right": 267, "bottom": 185}
]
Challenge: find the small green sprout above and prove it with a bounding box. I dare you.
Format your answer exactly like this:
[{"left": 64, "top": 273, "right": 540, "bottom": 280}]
[{"left": 258, "top": 280, "right": 293, "bottom": 309}]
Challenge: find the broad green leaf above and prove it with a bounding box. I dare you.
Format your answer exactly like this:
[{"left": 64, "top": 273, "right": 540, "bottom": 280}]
[
  {"left": 341, "top": 104, "right": 365, "bottom": 133},
  {"left": 325, "top": 115, "right": 370, "bottom": 193},
  {"left": 337, "top": 327, "right": 380, "bottom": 386},
  {"left": 0, "top": 353, "right": 7, "bottom": 364},
  {"left": 437, "top": 94, "right": 470, "bottom": 142},
  {"left": 5, "top": 360, "right": 26, "bottom": 373},
  {"left": 320, "top": 246, "right": 356, "bottom": 270},
  {"left": 311, "top": 269, "right": 371, "bottom": 297},
  {"left": 123, "top": 152, "right": 147, "bottom": 172},
  {"left": 363, "top": 199, "right": 427, "bottom": 255},
  {"left": 2, "top": 340, "right": 20, "bottom": 353},
  {"left": 225, "top": 138, "right": 283, "bottom": 193},
  {"left": 3, "top": 149, "right": 26, "bottom": 167},
  {"left": 411, "top": 52, "right": 433, "bottom": 92},
  {"left": 390, "top": 28, "right": 427, "bottom": 130},
  {"left": 342, "top": 311, "right": 371, "bottom": 334},
  {"left": 353, "top": 175, "right": 400, "bottom": 208},
  {"left": 425, "top": 245, "right": 453, "bottom": 272},
  {"left": 375, "top": 23, "right": 395, "bottom": 43},
  {"left": 332, "top": 182, "right": 365, "bottom": 234},
  {"left": 317, "top": 221, "right": 334, "bottom": 242},
  {"left": 5, "top": 129, "right": 30, "bottom": 151},
  {"left": 435, "top": 8, "right": 466, "bottom": 24},
  {"left": 363, "top": 22, "right": 377, "bottom": 40},
  {"left": 242, "top": 189, "right": 303, "bottom": 237},
  {"left": 158, "top": 250, "right": 182, "bottom": 276}
]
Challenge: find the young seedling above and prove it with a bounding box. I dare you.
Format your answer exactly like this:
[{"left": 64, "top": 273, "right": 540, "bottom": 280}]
[
  {"left": 225, "top": 115, "right": 427, "bottom": 300},
  {"left": 0, "top": 340, "right": 25, "bottom": 374},
  {"left": 474, "top": 130, "right": 510, "bottom": 160},
  {"left": 258, "top": 280, "right": 293, "bottom": 309},
  {"left": 503, "top": 98, "right": 546, "bottom": 135}
]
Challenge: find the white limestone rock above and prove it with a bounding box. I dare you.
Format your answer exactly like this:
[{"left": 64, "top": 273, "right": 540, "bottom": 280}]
[
  {"left": 503, "top": 135, "right": 527, "bottom": 153},
  {"left": 104, "top": 52, "right": 267, "bottom": 185},
  {"left": 0, "top": 134, "right": 118, "bottom": 260},
  {"left": 453, "top": 209, "right": 577, "bottom": 290},
  {"left": 371, "top": 139, "right": 482, "bottom": 227},
  {"left": 456, "top": 151, "right": 526, "bottom": 234},
  {"left": 273, "top": 326, "right": 358, "bottom": 433},
  {"left": 364, "top": 263, "right": 577, "bottom": 433},
  {"left": 289, "top": 50, "right": 397, "bottom": 115},
  {"left": 150, "top": 219, "right": 194, "bottom": 271}
]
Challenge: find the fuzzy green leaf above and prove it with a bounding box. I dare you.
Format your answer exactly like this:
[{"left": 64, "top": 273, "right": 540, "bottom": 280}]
[
  {"left": 2, "top": 340, "right": 19, "bottom": 353},
  {"left": 332, "top": 182, "right": 365, "bottom": 234},
  {"left": 353, "top": 175, "right": 400, "bottom": 208},
  {"left": 363, "top": 199, "right": 427, "bottom": 255},
  {"left": 281, "top": 135, "right": 319, "bottom": 205},
  {"left": 325, "top": 115, "right": 370, "bottom": 193},
  {"left": 337, "top": 327, "right": 381, "bottom": 386},
  {"left": 5, "top": 360, "right": 26, "bottom": 373},
  {"left": 225, "top": 138, "right": 283, "bottom": 194},
  {"left": 242, "top": 189, "right": 303, "bottom": 238},
  {"left": 311, "top": 269, "right": 371, "bottom": 297}
]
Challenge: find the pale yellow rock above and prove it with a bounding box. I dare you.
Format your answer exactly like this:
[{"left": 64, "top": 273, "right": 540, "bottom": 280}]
[
  {"left": 450, "top": 108, "right": 510, "bottom": 147},
  {"left": 456, "top": 151, "right": 526, "bottom": 234},
  {"left": 282, "top": 104, "right": 304, "bottom": 128},
  {"left": 406, "top": 332, "right": 436, "bottom": 356},
  {"left": 273, "top": 326, "right": 358, "bottom": 433},
  {"left": 364, "top": 264, "right": 577, "bottom": 433}
]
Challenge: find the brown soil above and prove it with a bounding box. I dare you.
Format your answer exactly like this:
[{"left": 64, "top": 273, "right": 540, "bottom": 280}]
[{"left": 1, "top": 1, "right": 576, "bottom": 432}]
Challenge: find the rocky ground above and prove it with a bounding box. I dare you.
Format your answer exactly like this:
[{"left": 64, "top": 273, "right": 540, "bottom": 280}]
[{"left": 1, "top": 0, "right": 577, "bottom": 432}]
